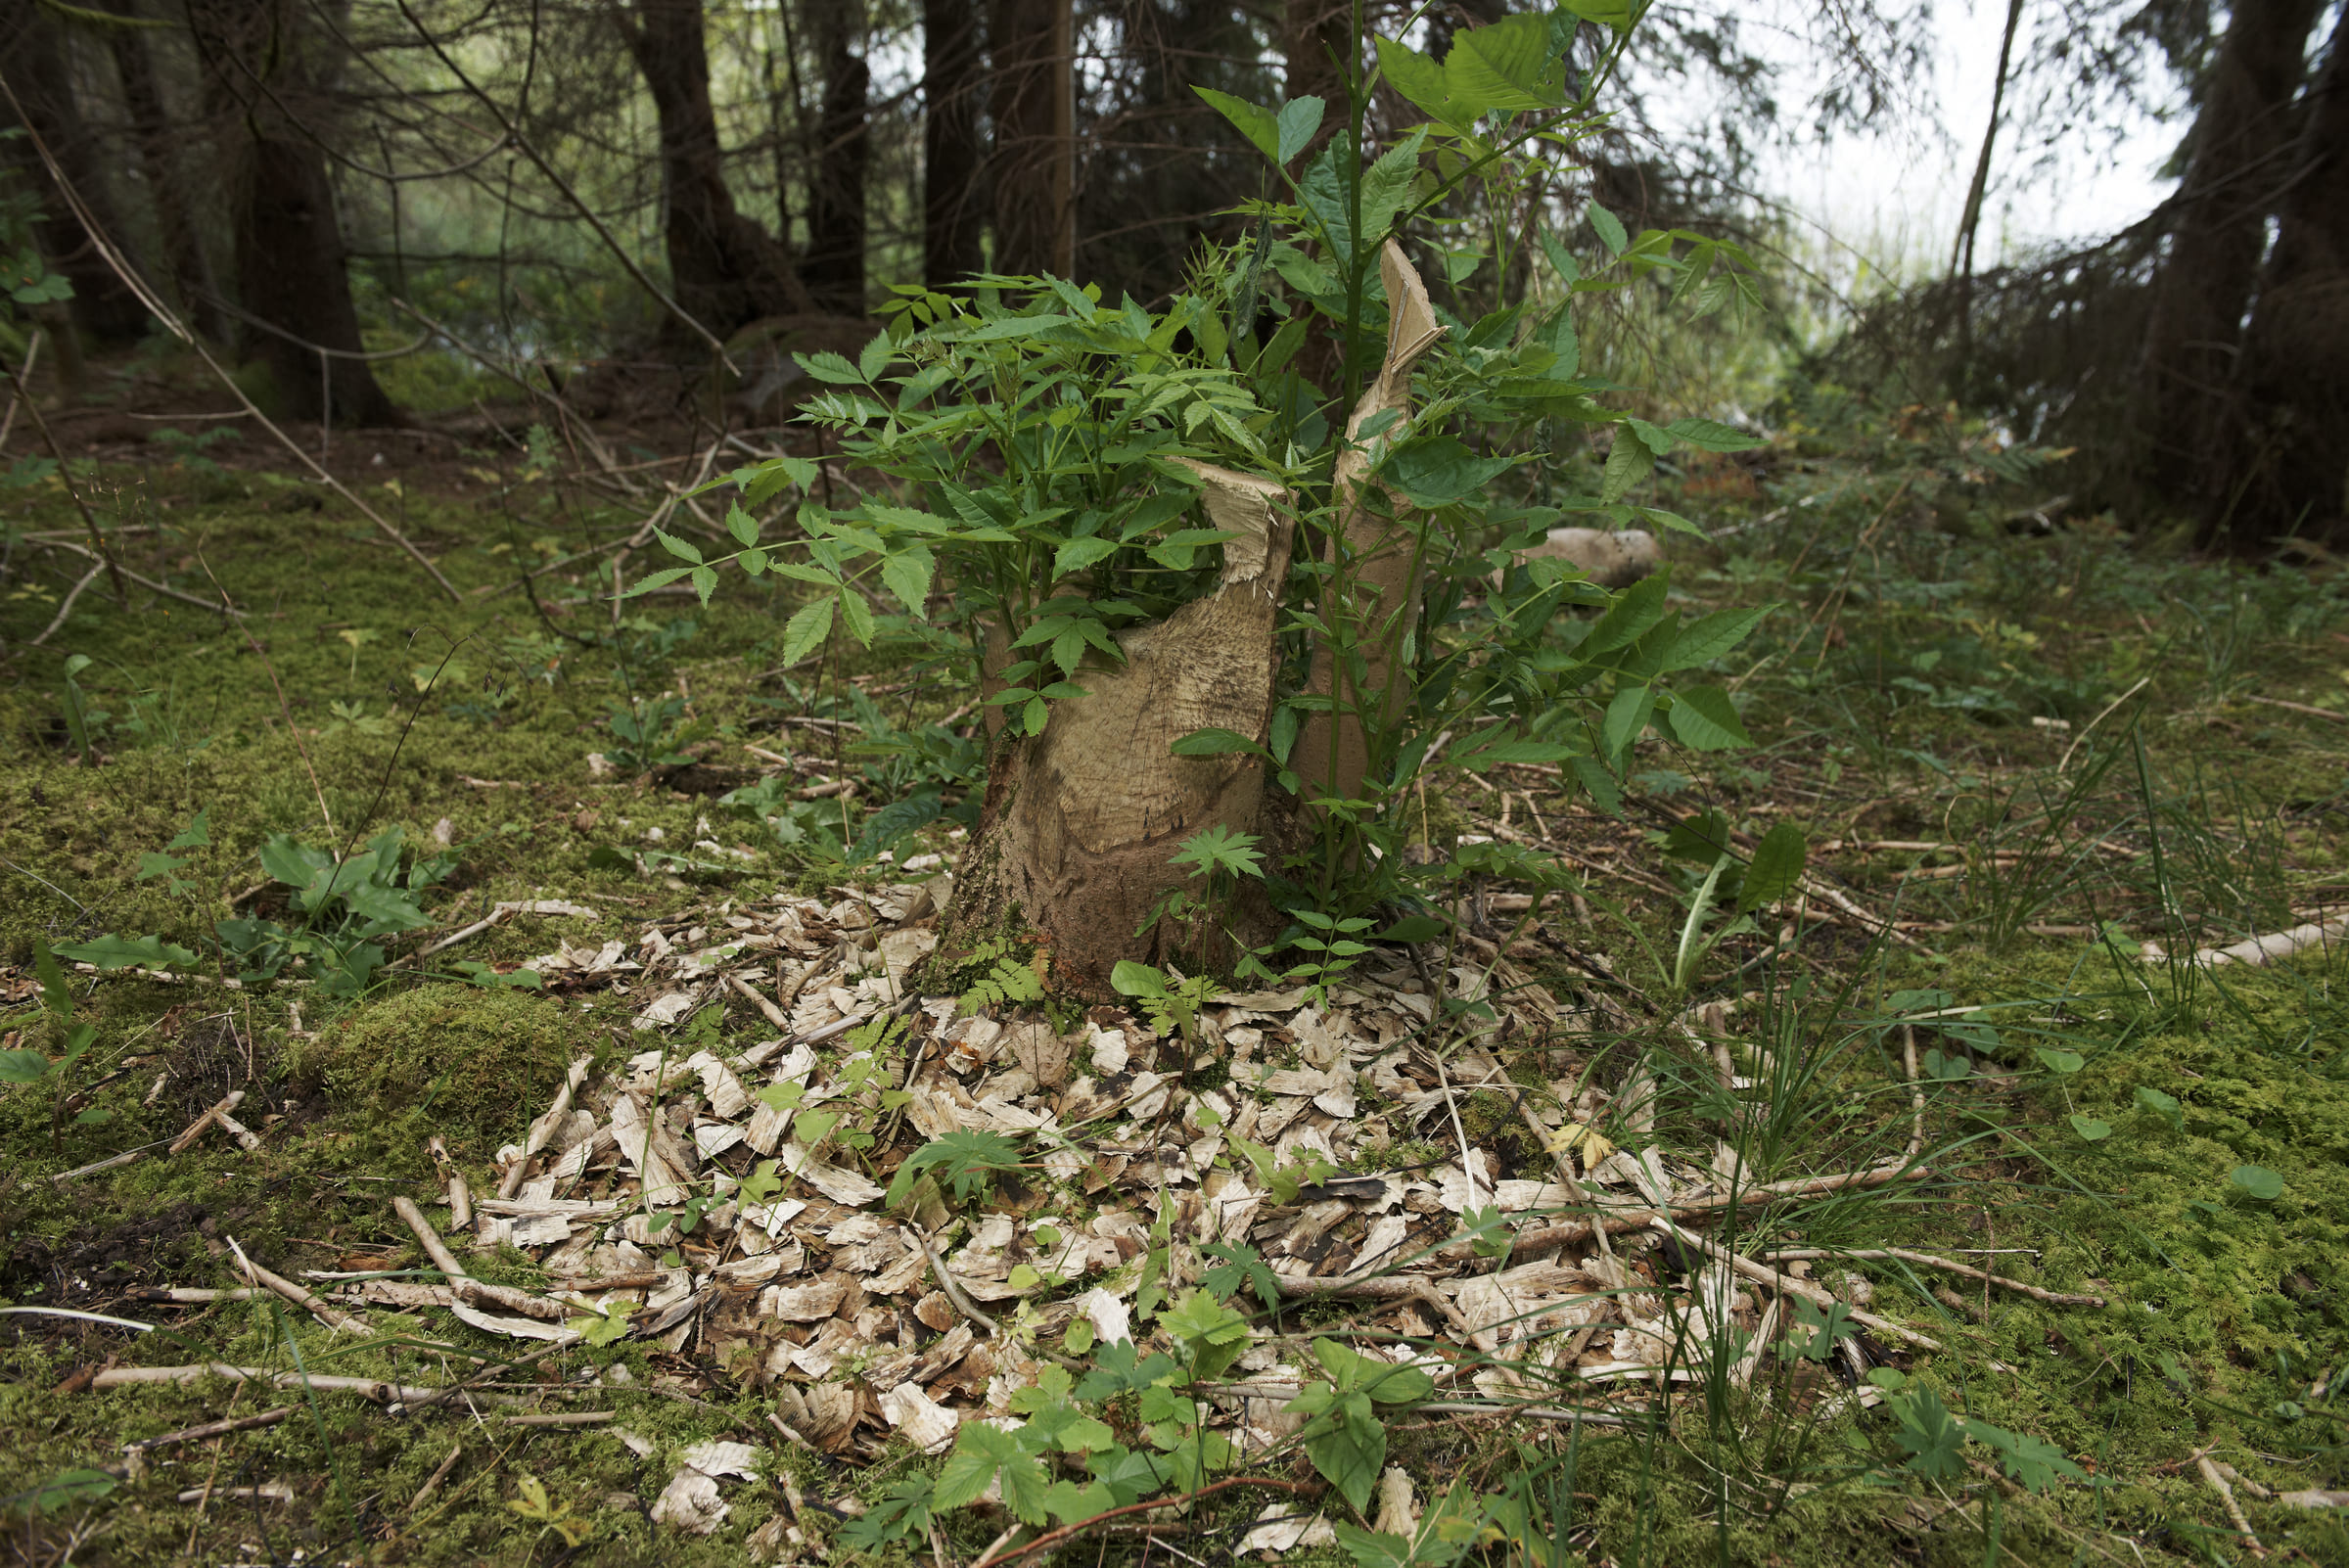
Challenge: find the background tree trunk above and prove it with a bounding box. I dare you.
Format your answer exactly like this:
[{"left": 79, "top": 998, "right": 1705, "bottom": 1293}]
[
  {"left": 988, "top": 0, "right": 1060, "bottom": 276},
  {"left": 623, "top": 0, "right": 814, "bottom": 338},
  {"left": 188, "top": 0, "right": 397, "bottom": 425},
  {"left": 2208, "top": 13, "right": 2349, "bottom": 548},
  {"left": 922, "top": 0, "right": 985, "bottom": 284},
  {"left": 0, "top": 0, "right": 153, "bottom": 346},
  {"left": 2130, "top": 0, "right": 2322, "bottom": 514},
  {"left": 803, "top": 0, "right": 868, "bottom": 313},
  {"left": 102, "top": 0, "right": 229, "bottom": 345},
  {"left": 939, "top": 464, "right": 1292, "bottom": 999}
]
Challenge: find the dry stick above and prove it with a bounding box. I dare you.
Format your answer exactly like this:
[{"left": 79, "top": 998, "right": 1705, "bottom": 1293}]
[
  {"left": 2242, "top": 694, "right": 2349, "bottom": 724},
  {"left": 385, "top": 299, "right": 634, "bottom": 490},
  {"left": 971, "top": 1478, "right": 1322, "bottom": 1568},
  {"left": 1762, "top": 1248, "right": 2103, "bottom": 1307},
  {"left": 0, "top": 326, "right": 38, "bottom": 450},
  {"left": 0, "top": 71, "right": 458, "bottom": 602},
  {"left": 405, "top": 1443, "right": 463, "bottom": 1516},
  {"left": 2057, "top": 675, "right": 2152, "bottom": 775},
  {"left": 127, "top": 1407, "right": 294, "bottom": 1452},
  {"left": 31, "top": 562, "right": 106, "bottom": 647},
  {"left": 503, "top": 1411, "right": 614, "bottom": 1428},
  {"left": 1272, "top": 1272, "right": 1493, "bottom": 1353},
  {"left": 37, "top": 538, "right": 248, "bottom": 618},
  {"left": 1650, "top": 1218, "right": 1942, "bottom": 1353},
  {"left": 499, "top": 1056, "right": 593, "bottom": 1199},
  {"left": 225, "top": 1237, "right": 367, "bottom": 1334},
  {"left": 167, "top": 1090, "right": 248, "bottom": 1155},
  {"left": 916, "top": 1229, "right": 999, "bottom": 1336},
  {"left": 0, "top": 348, "right": 126, "bottom": 605},
  {"left": 2192, "top": 1450, "right": 2267, "bottom": 1559},
  {"left": 392, "top": 1195, "right": 472, "bottom": 1280},
  {"left": 726, "top": 972, "right": 794, "bottom": 1032}
]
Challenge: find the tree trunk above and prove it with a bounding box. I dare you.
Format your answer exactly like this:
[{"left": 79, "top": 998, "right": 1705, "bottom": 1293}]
[
  {"left": 1947, "top": 0, "right": 2027, "bottom": 394},
  {"left": 988, "top": 0, "right": 1059, "bottom": 276},
  {"left": 2131, "top": 0, "right": 2323, "bottom": 512},
  {"left": 102, "top": 0, "right": 229, "bottom": 345},
  {"left": 803, "top": 0, "right": 869, "bottom": 313},
  {"left": 0, "top": 0, "right": 153, "bottom": 345},
  {"left": 940, "top": 462, "right": 1293, "bottom": 1000},
  {"left": 2208, "top": 13, "right": 2349, "bottom": 548},
  {"left": 922, "top": 0, "right": 985, "bottom": 284},
  {"left": 623, "top": 0, "right": 814, "bottom": 338},
  {"left": 1296, "top": 241, "right": 1446, "bottom": 807},
  {"left": 187, "top": 0, "right": 397, "bottom": 425},
  {"left": 1282, "top": 0, "right": 1353, "bottom": 138}
]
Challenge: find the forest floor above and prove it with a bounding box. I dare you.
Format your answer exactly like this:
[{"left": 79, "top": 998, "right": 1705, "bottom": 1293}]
[{"left": 1, "top": 371, "right": 2346, "bottom": 1567}]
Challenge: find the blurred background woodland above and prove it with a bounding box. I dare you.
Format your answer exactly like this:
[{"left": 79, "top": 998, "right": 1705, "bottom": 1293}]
[{"left": 1, "top": 0, "right": 2342, "bottom": 556}]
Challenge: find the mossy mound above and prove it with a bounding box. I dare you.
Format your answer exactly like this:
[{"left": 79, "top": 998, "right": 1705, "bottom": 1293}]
[{"left": 294, "top": 983, "right": 583, "bottom": 1138}]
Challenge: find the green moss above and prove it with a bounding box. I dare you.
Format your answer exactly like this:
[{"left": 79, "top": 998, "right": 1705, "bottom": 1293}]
[{"left": 291, "top": 982, "right": 581, "bottom": 1134}]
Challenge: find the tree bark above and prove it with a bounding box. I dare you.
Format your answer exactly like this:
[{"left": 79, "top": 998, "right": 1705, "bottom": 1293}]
[
  {"left": 2131, "top": 0, "right": 2323, "bottom": 512},
  {"left": 1296, "top": 241, "right": 1446, "bottom": 807},
  {"left": 0, "top": 0, "right": 153, "bottom": 345},
  {"left": 102, "top": 0, "right": 230, "bottom": 345},
  {"left": 1283, "top": 0, "right": 1354, "bottom": 122},
  {"left": 622, "top": 0, "right": 814, "bottom": 339},
  {"left": 922, "top": 0, "right": 985, "bottom": 284},
  {"left": 803, "top": 0, "right": 869, "bottom": 313},
  {"left": 187, "top": 0, "right": 397, "bottom": 425},
  {"left": 988, "top": 0, "right": 1060, "bottom": 276},
  {"left": 2208, "top": 13, "right": 2349, "bottom": 548},
  {"left": 940, "top": 462, "right": 1294, "bottom": 1000},
  {"left": 1947, "top": 0, "right": 2027, "bottom": 393}
]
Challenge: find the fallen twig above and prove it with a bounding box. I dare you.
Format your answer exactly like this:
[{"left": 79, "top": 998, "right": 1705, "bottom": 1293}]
[
  {"left": 2193, "top": 1449, "right": 2267, "bottom": 1558},
  {"left": 2240, "top": 694, "right": 2346, "bottom": 724},
  {"left": 226, "top": 1237, "right": 367, "bottom": 1333},
  {"left": 727, "top": 972, "right": 794, "bottom": 1032},
  {"left": 1764, "top": 1247, "right": 2103, "bottom": 1306},
  {"left": 167, "top": 1090, "right": 247, "bottom": 1156},
  {"left": 1650, "top": 1218, "right": 1942, "bottom": 1352},
  {"left": 917, "top": 1228, "right": 1000, "bottom": 1337},
  {"left": 2146, "top": 914, "right": 2348, "bottom": 970},
  {"left": 498, "top": 1055, "right": 593, "bottom": 1199}
]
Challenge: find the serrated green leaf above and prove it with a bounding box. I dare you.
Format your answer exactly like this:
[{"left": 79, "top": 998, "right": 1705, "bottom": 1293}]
[
  {"left": 691, "top": 566, "right": 718, "bottom": 605},
  {"left": 1275, "top": 96, "right": 1326, "bottom": 161},
  {"left": 837, "top": 588, "right": 875, "bottom": 646},
  {"left": 1661, "top": 606, "right": 1768, "bottom": 671},
  {"left": 1446, "top": 12, "right": 1564, "bottom": 112},
  {"left": 1738, "top": 823, "right": 1807, "bottom": 913},
  {"left": 54, "top": 934, "right": 198, "bottom": 972},
  {"left": 780, "top": 598, "right": 834, "bottom": 667},
  {"left": 725, "top": 504, "right": 760, "bottom": 547},
  {"left": 1052, "top": 535, "right": 1120, "bottom": 578},
  {"left": 1664, "top": 416, "right": 1767, "bottom": 452},
  {"left": 1588, "top": 201, "right": 1629, "bottom": 255},
  {"left": 1169, "top": 726, "right": 1272, "bottom": 761},
  {"left": 1599, "top": 424, "right": 1654, "bottom": 503},
  {"left": 1194, "top": 86, "right": 1279, "bottom": 161},
  {"left": 1665, "top": 685, "right": 1751, "bottom": 751},
  {"left": 621, "top": 566, "right": 695, "bottom": 599},
  {"left": 882, "top": 547, "right": 935, "bottom": 617},
  {"left": 1601, "top": 684, "right": 1656, "bottom": 761},
  {"left": 653, "top": 528, "right": 703, "bottom": 566}
]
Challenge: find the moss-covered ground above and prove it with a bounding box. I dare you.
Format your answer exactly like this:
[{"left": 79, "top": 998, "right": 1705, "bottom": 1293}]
[{"left": 3, "top": 417, "right": 2345, "bottom": 1566}]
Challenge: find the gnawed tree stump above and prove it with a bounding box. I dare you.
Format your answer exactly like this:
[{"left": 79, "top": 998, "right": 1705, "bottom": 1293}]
[
  {"left": 1295, "top": 240, "right": 1448, "bottom": 805},
  {"left": 939, "top": 460, "right": 1293, "bottom": 997}
]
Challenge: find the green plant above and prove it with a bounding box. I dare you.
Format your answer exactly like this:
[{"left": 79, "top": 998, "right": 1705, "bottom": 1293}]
[
  {"left": 956, "top": 939, "right": 1047, "bottom": 1014},
  {"left": 1288, "top": 1337, "right": 1437, "bottom": 1513},
  {"left": 1866, "top": 1369, "right": 2092, "bottom": 1494},
  {"left": 1, "top": 945, "right": 104, "bottom": 1149},
  {"left": 145, "top": 424, "right": 243, "bottom": 477},
  {"left": 61, "top": 817, "right": 471, "bottom": 995},
  {"left": 884, "top": 1129, "right": 1029, "bottom": 1208}
]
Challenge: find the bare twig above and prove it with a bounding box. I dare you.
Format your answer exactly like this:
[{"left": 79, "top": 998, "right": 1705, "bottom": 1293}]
[
  {"left": 727, "top": 972, "right": 794, "bottom": 1031},
  {"left": 499, "top": 1055, "right": 593, "bottom": 1199},
  {"left": 167, "top": 1091, "right": 247, "bottom": 1155},
  {"left": 1650, "top": 1218, "right": 1942, "bottom": 1352},
  {"left": 2241, "top": 694, "right": 2349, "bottom": 724},
  {"left": 2193, "top": 1449, "right": 2267, "bottom": 1558},
  {"left": 916, "top": 1229, "right": 999, "bottom": 1336},
  {"left": 226, "top": 1237, "right": 367, "bottom": 1333}
]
